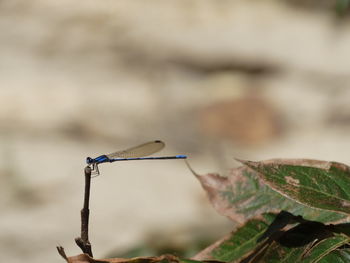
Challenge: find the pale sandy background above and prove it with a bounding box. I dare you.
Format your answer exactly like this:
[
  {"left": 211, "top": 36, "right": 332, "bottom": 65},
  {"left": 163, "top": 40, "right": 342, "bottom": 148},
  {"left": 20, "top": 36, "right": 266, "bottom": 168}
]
[{"left": 1, "top": 1, "right": 350, "bottom": 262}]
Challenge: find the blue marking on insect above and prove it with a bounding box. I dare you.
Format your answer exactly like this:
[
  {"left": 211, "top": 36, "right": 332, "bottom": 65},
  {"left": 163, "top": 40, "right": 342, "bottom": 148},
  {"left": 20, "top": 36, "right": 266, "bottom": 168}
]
[{"left": 86, "top": 140, "right": 187, "bottom": 176}]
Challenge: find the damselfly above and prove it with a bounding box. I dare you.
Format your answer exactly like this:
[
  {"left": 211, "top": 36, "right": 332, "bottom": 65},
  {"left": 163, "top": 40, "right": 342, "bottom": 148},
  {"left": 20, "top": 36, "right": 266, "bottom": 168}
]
[{"left": 86, "top": 140, "right": 187, "bottom": 176}]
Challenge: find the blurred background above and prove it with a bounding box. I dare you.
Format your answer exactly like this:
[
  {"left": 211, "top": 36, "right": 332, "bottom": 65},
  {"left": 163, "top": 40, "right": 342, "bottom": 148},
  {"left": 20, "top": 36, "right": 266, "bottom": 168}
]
[{"left": 1, "top": 0, "right": 350, "bottom": 262}]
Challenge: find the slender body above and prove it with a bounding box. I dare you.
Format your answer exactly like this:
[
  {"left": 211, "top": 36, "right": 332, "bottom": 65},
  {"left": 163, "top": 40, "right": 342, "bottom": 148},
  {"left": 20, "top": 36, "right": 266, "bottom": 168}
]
[{"left": 86, "top": 140, "right": 187, "bottom": 175}]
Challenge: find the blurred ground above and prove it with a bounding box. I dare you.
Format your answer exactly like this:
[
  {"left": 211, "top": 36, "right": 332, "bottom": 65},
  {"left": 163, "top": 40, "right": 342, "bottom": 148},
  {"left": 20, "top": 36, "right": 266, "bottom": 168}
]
[{"left": 1, "top": 0, "right": 350, "bottom": 262}]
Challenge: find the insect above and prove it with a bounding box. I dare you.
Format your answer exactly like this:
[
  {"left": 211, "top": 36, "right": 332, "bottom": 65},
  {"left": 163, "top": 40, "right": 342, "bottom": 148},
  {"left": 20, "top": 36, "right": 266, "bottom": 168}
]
[{"left": 86, "top": 140, "right": 187, "bottom": 176}]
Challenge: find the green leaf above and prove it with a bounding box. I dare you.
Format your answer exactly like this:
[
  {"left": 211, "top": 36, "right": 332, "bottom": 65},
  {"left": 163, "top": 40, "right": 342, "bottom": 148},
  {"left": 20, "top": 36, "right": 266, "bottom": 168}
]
[
  {"left": 249, "top": 234, "right": 350, "bottom": 263},
  {"left": 302, "top": 235, "right": 350, "bottom": 263},
  {"left": 193, "top": 209, "right": 350, "bottom": 262},
  {"left": 257, "top": 240, "right": 305, "bottom": 263},
  {"left": 320, "top": 249, "right": 350, "bottom": 262},
  {"left": 209, "top": 214, "right": 275, "bottom": 262},
  {"left": 191, "top": 164, "right": 346, "bottom": 225},
  {"left": 239, "top": 159, "right": 350, "bottom": 215},
  {"left": 197, "top": 214, "right": 350, "bottom": 263}
]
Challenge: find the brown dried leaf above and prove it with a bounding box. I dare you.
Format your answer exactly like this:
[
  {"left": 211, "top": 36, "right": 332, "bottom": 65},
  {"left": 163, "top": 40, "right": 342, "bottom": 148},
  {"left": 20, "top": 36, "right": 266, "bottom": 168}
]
[
  {"left": 188, "top": 161, "right": 346, "bottom": 224},
  {"left": 61, "top": 253, "right": 179, "bottom": 263},
  {"left": 238, "top": 158, "right": 350, "bottom": 215}
]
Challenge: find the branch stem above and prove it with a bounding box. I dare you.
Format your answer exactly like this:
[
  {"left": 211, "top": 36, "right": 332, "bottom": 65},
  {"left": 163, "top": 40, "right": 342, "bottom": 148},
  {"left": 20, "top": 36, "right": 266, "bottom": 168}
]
[{"left": 75, "top": 166, "right": 93, "bottom": 257}]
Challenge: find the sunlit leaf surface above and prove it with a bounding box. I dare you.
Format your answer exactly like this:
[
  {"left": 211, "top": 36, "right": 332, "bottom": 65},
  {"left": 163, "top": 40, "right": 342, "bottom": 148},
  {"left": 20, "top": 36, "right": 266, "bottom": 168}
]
[
  {"left": 239, "top": 159, "right": 350, "bottom": 215},
  {"left": 192, "top": 165, "right": 346, "bottom": 224}
]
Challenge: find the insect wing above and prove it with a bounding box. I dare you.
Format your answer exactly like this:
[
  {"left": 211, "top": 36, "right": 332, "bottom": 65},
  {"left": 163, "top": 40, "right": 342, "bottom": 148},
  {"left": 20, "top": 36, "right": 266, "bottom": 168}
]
[{"left": 106, "top": 140, "right": 165, "bottom": 159}]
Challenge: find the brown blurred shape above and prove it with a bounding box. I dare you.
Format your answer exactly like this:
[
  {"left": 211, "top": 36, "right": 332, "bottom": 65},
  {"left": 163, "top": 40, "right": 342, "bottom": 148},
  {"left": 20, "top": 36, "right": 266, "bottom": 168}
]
[{"left": 199, "top": 95, "right": 282, "bottom": 146}]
